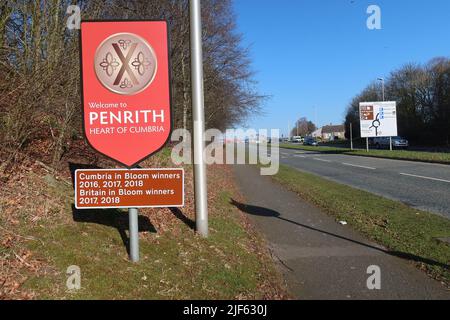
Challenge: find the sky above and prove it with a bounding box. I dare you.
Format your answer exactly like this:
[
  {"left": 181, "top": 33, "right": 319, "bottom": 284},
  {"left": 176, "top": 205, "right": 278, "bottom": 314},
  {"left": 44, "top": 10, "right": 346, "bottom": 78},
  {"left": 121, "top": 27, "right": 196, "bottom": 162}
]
[{"left": 233, "top": 0, "right": 450, "bottom": 137}]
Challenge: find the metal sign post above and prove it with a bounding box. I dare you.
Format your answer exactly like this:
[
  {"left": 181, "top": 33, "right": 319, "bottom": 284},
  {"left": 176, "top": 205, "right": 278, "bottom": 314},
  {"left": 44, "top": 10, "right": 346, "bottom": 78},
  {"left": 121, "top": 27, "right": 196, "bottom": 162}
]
[
  {"left": 128, "top": 208, "right": 139, "bottom": 262},
  {"left": 190, "top": 0, "right": 208, "bottom": 237}
]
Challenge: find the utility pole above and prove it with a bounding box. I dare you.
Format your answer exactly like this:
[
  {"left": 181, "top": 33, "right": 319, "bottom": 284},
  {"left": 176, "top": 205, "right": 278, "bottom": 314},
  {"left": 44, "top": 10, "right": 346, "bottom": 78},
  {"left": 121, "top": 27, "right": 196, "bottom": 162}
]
[
  {"left": 190, "top": 0, "right": 208, "bottom": 237},
  {"left": 288, "top": 122, "right": 291, "bottom": 139},
  {"left": 314, "top": 106, "right": 318, "bottom": 129}
]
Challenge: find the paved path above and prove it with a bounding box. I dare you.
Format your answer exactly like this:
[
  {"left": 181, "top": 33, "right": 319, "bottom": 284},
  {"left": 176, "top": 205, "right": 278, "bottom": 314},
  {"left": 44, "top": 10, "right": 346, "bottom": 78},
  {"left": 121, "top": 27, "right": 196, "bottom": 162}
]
[
  {"left": 277, "top": 147, "right": 450, "bottom": 217},
  {"left": 233, "top": 164, "right": 450, "bottom": 299}
]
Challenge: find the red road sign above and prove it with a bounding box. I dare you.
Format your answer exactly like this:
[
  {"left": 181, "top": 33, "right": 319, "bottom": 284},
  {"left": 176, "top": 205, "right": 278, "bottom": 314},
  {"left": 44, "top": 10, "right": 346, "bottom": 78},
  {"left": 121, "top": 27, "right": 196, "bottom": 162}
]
[
  {"left": 80, "top": 21, "right": 172, "bottom": 167},
  {"left": 75, "top": 168, "right": 184, "bottom": 209}
]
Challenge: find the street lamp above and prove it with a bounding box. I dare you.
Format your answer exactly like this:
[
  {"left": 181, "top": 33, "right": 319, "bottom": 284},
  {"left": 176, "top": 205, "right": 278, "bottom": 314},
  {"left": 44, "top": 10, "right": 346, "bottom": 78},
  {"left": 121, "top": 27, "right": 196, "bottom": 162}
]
[
  {"left": 377, "top": 77, "right": 385, "bottom": 102},
  {"left": 288, "top": 121, "right": 291, "bottom": 139},
  {"left": 190, "top": 0, "right": 208, "bottom": 237},
  {"left": 378, "top": 77, "right": 392, "bottom": 150}
]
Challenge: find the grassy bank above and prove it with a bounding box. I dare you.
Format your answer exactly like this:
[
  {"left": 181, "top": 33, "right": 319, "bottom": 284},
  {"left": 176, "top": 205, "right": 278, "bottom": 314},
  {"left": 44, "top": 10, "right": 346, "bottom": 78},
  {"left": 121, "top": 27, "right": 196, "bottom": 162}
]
[
  {"left": 349, "top": 149, "right": 450, "bottom": 164},
  {"left": 280, "top": 144, "right": 349, "bottom": 153},
  {"left": 270, "top": 164, "right": 450, "bottom": 284},
  {"left": 0, "top": 157, "right": 286, "bottom": 299},
  {"left": 279, "top": 143, "right": 450, "bottom": 164}
]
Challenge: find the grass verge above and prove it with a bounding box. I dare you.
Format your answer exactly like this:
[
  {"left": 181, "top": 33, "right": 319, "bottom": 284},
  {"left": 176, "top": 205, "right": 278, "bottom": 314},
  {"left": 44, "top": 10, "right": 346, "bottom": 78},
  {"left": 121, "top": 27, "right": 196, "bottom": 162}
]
[
  {"left": 279, "top": 143, "right": 450, "bottom": 164},
  {"left": 270, "top": 164, "right": 450, "bottom": 284},
  {"left": 0, "top": 158, "right": 286, "bottom": 299}
]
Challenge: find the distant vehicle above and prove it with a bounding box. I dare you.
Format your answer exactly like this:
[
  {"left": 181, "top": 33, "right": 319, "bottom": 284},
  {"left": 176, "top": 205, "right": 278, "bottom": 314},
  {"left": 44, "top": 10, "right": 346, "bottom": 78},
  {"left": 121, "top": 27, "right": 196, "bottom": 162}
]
[
  {"left": 246, "top": 137, "right": 262, "bottom": 144},
  {"left": 304, "top": 137, "right": 318, "bottom": 146},
  {"left": 292, "top": 136, "right": 303, "bottom": 143},
  {"left": 372, "top": 136, "right": 409, "bottom": 149}
]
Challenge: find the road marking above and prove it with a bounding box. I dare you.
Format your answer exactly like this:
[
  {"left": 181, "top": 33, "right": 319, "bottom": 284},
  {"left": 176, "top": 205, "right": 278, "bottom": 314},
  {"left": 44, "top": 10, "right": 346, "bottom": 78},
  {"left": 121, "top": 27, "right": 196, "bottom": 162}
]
[
  {"left": 342, "top": 163, "right": 376, "bottom": 170},
  {"left": 399, "top": 173, "right": 450, "bottom": 183},
  {"left": 294, "top": 155, "right": 306, "bottom": 158},
  {"left": 313, "top": 158, "right": 332, "bottom": 163}
]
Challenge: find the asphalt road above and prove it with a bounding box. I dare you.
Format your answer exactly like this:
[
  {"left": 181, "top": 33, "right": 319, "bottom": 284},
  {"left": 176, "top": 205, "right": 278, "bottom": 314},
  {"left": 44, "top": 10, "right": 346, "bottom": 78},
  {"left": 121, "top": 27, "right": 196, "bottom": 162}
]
[
  {"left": 233, "top": 165, "right": 450, "bottom": 299},
  {"left": 278, "top": 147, "right": 450, "bottom": 218}
]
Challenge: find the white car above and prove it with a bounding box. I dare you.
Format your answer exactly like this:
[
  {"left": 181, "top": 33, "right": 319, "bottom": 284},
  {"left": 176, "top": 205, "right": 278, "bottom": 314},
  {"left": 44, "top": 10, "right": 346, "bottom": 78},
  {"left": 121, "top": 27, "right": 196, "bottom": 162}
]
[{"left": 291, "top": 136, "right": 303, "bottom": 143}]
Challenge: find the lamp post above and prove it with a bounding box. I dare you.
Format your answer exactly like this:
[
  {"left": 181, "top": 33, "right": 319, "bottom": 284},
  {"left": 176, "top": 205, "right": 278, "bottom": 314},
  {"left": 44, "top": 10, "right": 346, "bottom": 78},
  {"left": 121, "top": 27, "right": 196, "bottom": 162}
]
[
  {"left": 288, "top": 122, "right": 291, "bottom": 140},
  {"left": 378, "top": 77, "right": 392, "bottom": 151},
  {"left": 190, "top": 0, "right": 208, "bottom": 237},
  {"left": 313, "top": 106, "right": 318, "bottom": 129},
  {"left": 377, "top": 77, "right": 385, "bottom": 102}
]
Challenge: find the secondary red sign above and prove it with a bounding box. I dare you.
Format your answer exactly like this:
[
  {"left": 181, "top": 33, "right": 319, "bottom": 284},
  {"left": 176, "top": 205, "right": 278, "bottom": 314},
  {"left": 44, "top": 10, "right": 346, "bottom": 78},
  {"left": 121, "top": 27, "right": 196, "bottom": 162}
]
[
  {"left": 80, "top": 21, "right": 172, "bottom": 167},
  {"left": 75, "top": 168, "right": 184, "bottom": 209}
]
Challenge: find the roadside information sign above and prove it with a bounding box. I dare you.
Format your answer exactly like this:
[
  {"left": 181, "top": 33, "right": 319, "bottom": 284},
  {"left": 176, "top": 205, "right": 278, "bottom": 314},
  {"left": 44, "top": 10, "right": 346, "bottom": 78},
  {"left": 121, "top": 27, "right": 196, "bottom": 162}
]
[
  {"left": 80, "top": 21, "right": 172, "bottom": 167},
  {"left": 359, "top": 101, "right": 397, "bottom": 138},
  {"left": 75, "top": 168, "right": 184, "bottom": 209}
]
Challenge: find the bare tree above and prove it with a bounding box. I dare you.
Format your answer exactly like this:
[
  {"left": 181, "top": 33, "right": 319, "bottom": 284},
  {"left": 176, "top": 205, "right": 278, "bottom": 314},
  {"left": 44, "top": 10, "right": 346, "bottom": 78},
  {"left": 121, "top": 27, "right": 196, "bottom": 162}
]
[
  {"left": 290, "top": 117, "right": 316, "bottom": 137},
  {"left": 0, "top": 0, "right": 265, "bottom": 170},
  {"left": 344, "top": 57, "right": 450, "bottom": 145}
]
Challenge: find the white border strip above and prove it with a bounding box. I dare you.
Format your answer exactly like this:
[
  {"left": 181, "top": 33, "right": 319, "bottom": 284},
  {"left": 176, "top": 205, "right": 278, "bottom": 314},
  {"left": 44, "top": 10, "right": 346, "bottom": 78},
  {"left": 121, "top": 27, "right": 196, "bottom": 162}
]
[
  {"left": 342, "top": 163, "right": 376, "bottom": 170},
  {"left": 313, "top": 158, "right": 332, "bottom": 163},
  {"left": 399, "top": 172, "right": 450, "bottom": 184}
]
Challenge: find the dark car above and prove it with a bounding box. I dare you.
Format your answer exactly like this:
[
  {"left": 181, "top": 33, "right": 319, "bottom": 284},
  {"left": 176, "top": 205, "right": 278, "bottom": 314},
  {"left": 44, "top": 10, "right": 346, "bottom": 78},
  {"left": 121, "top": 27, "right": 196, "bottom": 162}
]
[{"left": 304, "top": 137, "right": 318, "bottom": 146}]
